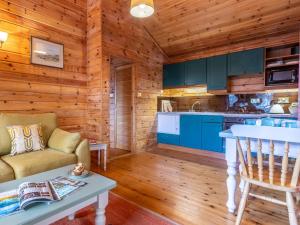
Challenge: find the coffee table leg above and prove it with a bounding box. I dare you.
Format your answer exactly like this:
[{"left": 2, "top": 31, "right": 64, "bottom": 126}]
[
  {"left": 104, "top": 148, "right": 107, "bottom": 171},
  {"left": 98, "top": 149, "right": 100, "bottom": 166},
  {"left": 68, "top": 214, "right": 75, "bottom": 220},
  {"left": 95, "top": 191, "right": 108, "bottom": 225}
]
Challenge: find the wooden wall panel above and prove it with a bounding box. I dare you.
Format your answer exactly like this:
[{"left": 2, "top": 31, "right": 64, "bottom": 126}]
[
  {"left": 86, "top": 0, "right": 102, "bottom": 142},
  {"left": 101, "top": 0, "right": 164, "bottom": 152},
  {"left": 0, "top": 0, "right": 87, "bottom": 135}
]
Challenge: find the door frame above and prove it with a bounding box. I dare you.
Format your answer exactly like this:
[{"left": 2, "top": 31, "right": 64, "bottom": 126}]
[{"left": 112, "top": 63, "right": 136, "bottom": 153}]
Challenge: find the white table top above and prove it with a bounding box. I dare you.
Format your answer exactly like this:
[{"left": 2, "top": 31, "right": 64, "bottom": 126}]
[{"left": 0, "top": 165, "right": 116, "bottom": 225}]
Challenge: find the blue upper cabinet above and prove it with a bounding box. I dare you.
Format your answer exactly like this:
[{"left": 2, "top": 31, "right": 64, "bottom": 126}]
[
  {"left": 163, "top": 58, "right": 207, "bottom": 88},
  {"left": 228, "top": 48, "right": 265, "bottom": 76},
  {"left": 185, "top": 59, "right": 207, "bottom": 86},
  {"left": 163, "top": 63, "right": 185, "bottom": 88},
  {"left": 227, "top": 51, "right": 244, "bottom": 75},
  {"left": 207, "top": 54, "right": 228, "bottom": 90},
  {"left": 244, "top": 48, "right": 264, "bottom": 74},
  {"left": 179, "top": 115, "right": 202, "bottom": 149}
]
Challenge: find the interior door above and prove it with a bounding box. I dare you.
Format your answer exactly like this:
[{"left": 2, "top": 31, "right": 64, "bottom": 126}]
[{"left": 115, "top": 66, "right": 132, "bottom": 151}]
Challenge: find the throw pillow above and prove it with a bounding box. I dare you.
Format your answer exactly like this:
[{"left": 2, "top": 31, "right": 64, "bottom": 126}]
[
  {"left": 48, "top": 128, "right": 81, "bottom": 154},
  {"left": 7, "top": 124, "right": 45, "bottom": 156}
]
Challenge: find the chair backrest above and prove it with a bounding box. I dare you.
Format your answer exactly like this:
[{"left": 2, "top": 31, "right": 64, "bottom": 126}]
[{"left": 231, "top": 125, "right": 300, "bottom": 188}]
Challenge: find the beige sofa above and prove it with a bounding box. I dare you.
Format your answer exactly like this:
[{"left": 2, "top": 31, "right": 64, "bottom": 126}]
[{"left": 0, "top": 113, "right": 90, "bottom": 183}]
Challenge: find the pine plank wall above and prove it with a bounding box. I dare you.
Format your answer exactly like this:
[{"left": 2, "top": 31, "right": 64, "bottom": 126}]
[
  {"left": 0, "top": 0, "right": 298, "bottom": 153},
  {"left": 0, "top": 0, "right": 88, "bottom": 136}
]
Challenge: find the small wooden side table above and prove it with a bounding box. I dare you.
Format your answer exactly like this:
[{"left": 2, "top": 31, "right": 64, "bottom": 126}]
[{"left": 90, "top": 143, "right": 107, "bottom": 171}]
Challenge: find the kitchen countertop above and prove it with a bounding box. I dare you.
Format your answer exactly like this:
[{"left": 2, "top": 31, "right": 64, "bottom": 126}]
[
  {"left": 157, "top": 111, "right": 297, "bottom": 118},
  {"left": 219, "top": 129, "right": 234, "bottom": 139}
]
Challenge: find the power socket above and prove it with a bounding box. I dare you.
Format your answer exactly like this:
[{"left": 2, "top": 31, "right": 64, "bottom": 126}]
[{"left": 277, "top": 97, "right": 289, "bottom": 104}]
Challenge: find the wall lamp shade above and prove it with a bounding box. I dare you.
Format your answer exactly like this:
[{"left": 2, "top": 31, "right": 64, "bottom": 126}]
[
  {"left": 130, "top": 0, "right": 154, "bottom": 18},
  {"left": 0, "top": 31, "right": 8, "bottom": 47}
]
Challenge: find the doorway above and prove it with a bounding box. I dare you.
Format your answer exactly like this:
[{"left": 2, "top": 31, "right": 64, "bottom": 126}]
[{"left": 109, "top": 57, "right": 134, "bottom": 159}]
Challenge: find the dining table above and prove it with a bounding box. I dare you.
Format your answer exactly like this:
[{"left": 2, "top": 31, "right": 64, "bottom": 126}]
[{"left": 220, "top": 127, "right": 300, "bottom": 213}]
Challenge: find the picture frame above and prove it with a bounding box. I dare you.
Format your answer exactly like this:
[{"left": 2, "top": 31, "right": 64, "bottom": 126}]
[{"left": 31, "top": 37, "right": 64, "bottom": 69}]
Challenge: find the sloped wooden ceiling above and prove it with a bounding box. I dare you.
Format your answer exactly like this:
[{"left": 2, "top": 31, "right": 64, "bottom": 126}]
[{"left": 144, "top": 0, "right": 300, "bottom": 58}]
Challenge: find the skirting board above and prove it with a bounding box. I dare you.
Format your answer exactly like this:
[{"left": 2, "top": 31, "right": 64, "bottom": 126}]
[{"left": 157, "top": 144, "right": 225, "bottom": 160}]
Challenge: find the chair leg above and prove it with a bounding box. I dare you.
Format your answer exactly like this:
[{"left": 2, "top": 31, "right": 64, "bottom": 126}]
[
  {"left": 296, "top": 193, "right": 300, "bottom": 205},
  {"left": 235, "top": 181, "right": 250, "bottom": 225},
  {"left": 286, "top": 192, "right": 298, "bottom": 225}
]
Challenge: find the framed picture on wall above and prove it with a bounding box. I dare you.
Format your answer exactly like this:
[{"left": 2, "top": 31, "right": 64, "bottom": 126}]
[{"left": 31, "top": 37, "right": 64, "bottom": 68}]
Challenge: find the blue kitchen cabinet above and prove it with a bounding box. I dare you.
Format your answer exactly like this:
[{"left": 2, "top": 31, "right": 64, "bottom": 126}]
[
  {"left": 157, "top": 133, "right": 180, "bottom": 145},
  {"left": 179, "top": 115, "right": 202, "bottom": 149},
  {"left": 228, "top": 48, "right": 264, "bottom": 76},
  {"left": 163, "top": 63, "right": 185, "bottom": 88},
  {"left": 185, "top": 59, "right": 207, "bottom": 85},
  {"left": 227, "top": 51, "right": 245, "bottom": 75},
  {"left": 207, "top": 55, "right": 228, "bottom": 90},
  {"left": 201, "top": 122, "right": 224, "bottom": 153}
]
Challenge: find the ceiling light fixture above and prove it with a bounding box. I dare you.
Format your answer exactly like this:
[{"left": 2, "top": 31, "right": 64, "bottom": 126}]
[
  {"left": 130, "top": 0, "right": 154, "bottom": 18},
  {"left": 0, "top": 31, "right": 8, "bottom": 48}
]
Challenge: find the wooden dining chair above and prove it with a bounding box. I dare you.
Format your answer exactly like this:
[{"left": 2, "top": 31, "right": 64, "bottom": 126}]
[{"left": 231, "top": 125, "right": 300, "bottom": 225}]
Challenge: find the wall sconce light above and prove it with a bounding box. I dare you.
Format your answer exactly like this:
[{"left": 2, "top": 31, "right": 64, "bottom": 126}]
[{"left": 0, "top": 31, "right": 8, "bottom": 48}]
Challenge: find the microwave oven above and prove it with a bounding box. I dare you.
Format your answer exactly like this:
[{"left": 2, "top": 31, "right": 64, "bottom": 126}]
[{"left": 267, "top": 68, "right": 298, "bottom": 85}]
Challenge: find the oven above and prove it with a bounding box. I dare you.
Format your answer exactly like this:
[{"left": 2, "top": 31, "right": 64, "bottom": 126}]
[{"left": 224, "top": 117, "right": 247, "bottom": 130}]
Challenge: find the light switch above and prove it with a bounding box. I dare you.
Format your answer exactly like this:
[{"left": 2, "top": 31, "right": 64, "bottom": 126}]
[
  {"left": 109, "top": 93, "right": 114, "bottom": 98},
  {"left": 137, "top": 92, "right": 142, "bottom": 97}
]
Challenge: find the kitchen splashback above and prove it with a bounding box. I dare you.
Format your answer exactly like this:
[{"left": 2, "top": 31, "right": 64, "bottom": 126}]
[
  {"left": 157, "top": 91, "right": 298, "bottom": 114},
  {"left": 227, "top": 92, "right": 298, "bottom": 113}
]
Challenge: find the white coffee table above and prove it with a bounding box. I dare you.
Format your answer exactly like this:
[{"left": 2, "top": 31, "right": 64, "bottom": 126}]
[{"left": 0, "top": 165, "right": 116, "bottom": 225}]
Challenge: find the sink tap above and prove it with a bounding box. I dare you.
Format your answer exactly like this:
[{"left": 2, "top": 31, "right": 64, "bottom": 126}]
[{"left": 190, "top": 100, "right": 201, "bottom": 112}]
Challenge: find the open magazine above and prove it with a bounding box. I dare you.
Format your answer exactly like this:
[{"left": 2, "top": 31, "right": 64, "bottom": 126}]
[{"left": 0, "top": 177, "right": 87, "bottom": 218}]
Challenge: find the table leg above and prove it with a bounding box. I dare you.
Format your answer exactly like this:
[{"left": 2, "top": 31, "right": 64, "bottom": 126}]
[
  {"left": 227, "top": 161, "right": 237, "bottom": 213},
  {"left": 68, "top": 214, "right": 75, "bottom": 220},
  {"left": 98, "top": 149, "right": 100, "bottom": 166},
  {"left": 104, "top": 148, "right": 107, "bottom": 171},
  {"left": 95, "top": 191, "right": 108, "bottom": 225},
  {"left": 225, "top": 138, "right": 238, "bottom": 213}
]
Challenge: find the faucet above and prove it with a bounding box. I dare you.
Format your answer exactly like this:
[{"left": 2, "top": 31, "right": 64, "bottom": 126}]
[{"left": 190, "top": 100, "right": 201, "bottom": 112}]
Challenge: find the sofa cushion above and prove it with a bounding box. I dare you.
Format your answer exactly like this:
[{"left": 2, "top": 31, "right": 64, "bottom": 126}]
[
  {"left": 1, "top": 149, "right": 77, "bottom": 179},
  {"left": 7, "top": 124, "right": 45, "bottom": 156},
  {"left": 0, "top": 159, "right": 14, "bottom": 183},
  {"left": 0, "top": 113, "right": 57, "bottom": 156},
  {"left": 48, "top": 128, "right": 81, "bottom": 154}
]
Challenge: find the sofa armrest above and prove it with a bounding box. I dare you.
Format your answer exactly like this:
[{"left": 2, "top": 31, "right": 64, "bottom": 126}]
[{"left": 75, "top": 139, "right": 91, "bottom": 170}]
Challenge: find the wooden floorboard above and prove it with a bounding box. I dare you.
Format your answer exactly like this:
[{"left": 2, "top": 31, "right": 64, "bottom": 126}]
[{"left": 92, "top": 147, "right": 294, "bottom": 225}]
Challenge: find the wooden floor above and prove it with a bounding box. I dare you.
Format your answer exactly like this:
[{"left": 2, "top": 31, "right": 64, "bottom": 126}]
[
  {"left": 92, "top": 147, "right": 295, "bottom": 225},
  {"left": 109, "top": 148, "right": 131, "bottom": 159}
]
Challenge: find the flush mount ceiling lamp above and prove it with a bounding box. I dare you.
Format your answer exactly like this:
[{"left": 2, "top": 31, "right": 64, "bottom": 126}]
[{"left": 130, "top": 0, "right": 154, "bottom": 18}]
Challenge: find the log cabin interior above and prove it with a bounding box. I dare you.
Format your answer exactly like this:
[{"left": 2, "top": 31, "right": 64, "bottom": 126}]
[{"left": 0, "top": 0, "right": 299, "bottom": 225}]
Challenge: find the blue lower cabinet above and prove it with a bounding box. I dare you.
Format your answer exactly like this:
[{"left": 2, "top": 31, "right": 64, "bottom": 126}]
[
  {"left": 179, "top": 115, "right": 202, "bottom": 149},
  {"left": 157, "top": 133, "right": 180, "bottom": 145},
  {"left": 159, "top": 115, "right": 225, "bottom": 153},
  {"left": 201, "top": 123, "right": 224, "bottom": 153}
]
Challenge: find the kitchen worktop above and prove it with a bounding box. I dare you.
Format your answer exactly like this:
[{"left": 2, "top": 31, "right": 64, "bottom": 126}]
[
  {"left": 219, "top": 129, "right": 234, "bottom": 139},
  {"left": 157, "top": 111, "right": 297, "bottom": 118}
]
